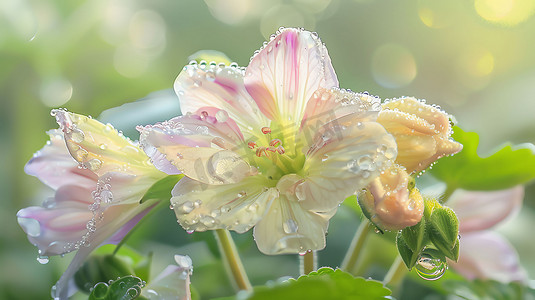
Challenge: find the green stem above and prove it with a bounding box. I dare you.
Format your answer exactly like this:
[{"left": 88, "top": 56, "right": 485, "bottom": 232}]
[
  {"left": 214, "top": 229, "right": 252, "bottom": 291},
  {"left": 383, "top": 255, "right": 407, "bottom": 288},
  {"left": 300, "top": 251, "right": 316, "bottom": 275},
  {"left": 340, "top": 219, "right": 371, "bottom": 273}
]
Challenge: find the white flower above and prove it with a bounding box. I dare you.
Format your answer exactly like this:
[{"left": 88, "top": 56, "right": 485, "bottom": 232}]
[{"left": 139, "top": 28, "right": 397, "bottom": 254}]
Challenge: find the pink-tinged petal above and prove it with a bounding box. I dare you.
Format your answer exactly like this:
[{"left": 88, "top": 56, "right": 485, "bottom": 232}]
[
  {"left": 244, "top": 28, "right": 338, "bottom": 126},
  {"left": 360, "top": 167, "right": 424, "bottom": 231},
  {"left": 141, "top": 255, "right": 192, "bottom": 300},
  {"left": 299, "top": 113, "right": 397, "bottom": 212},
  {"left": 52, "top": 201, "right": 157, "bottom": 299},
  {"left": 138, "top": 108, "right": 246, "bottom": 157},
  {"left": 174, "top": 62, "right": 268, "bottom": 140},
  {"left": 448, "top": 186, "right": 524, "bottom": 233},
  {"left": 17, "top": 184, "right": 95, "bottom": 256},
  {"left": 171, "top": 176, "right": 277, "bottom": 233},
  {"left": 252, "top": 192, "right": 333, "bottom": 255},
  {"left": 450, "top": 231, "right": 527, "bottom": 283},
  {"left": 52, "top": 110, "right": 156, "bottom": 176},
  {"left": 17, "top": 205, "right": 92, "bottom": 256},
  {"left": 25, "top": 130, "right": 97, "bottom": 190}
]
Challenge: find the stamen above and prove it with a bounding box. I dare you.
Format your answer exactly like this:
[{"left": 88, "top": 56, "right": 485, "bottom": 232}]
[
  {"left": 276, "top": 145, "right": 285, "bottom": 154},
  {"left": 256, "top": 147, "right": 268, "bottom": 157},
  {"left": 269, "top": 139, "right": 282, "bottom": 147},
  {"left": 200, "top": 111, "right": 209, "bottom": 119},
  {"left": 266, "top": 146, "right": 277, "bottom": 152},
  {"left": 248, "top": 141, "right": 257, "bottom": 149},
  {"left": 261, "top": 127, "right": 271, "bottom": 134}
]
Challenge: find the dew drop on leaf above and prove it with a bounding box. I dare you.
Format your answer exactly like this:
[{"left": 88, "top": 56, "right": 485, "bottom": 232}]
[{"left": 415, "top": 253, "right": 447, "bottom": 280}]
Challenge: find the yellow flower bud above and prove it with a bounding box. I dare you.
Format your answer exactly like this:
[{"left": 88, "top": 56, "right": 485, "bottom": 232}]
[
  {"left": 359, "top": 165, "right": 424, "bottom": 231},
  {"left": 377, "top": 97, "right": 462, "bottom": 174}
]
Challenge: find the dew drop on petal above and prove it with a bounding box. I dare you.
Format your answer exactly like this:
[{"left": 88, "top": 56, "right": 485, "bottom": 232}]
[
  {"left": 415, "top": 253, "right": 447, "bottom": 280},
  {"left": 283, "top": 219, "right": 298, "bottom": 234},
  {"left": 215, "top": 110, "right": 229, "bottom": 122},
  {"left": 180, "top": 201, "right": 194, "bottom": 214},
  {"left": 70, "top": 128, "right": 85, "bottom": 143},
  {"left": 85, "top": 159, "right": 102, "bottom": 171},
  {"left": 37, "top": 255, "right": 49, "bottom": 264}
]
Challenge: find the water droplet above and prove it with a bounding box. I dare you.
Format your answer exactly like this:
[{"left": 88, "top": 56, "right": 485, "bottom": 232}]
[
  {"left": 180, "top": 201, "right": 194, "bottom": 213},
  {"left": 357, "top": 155, "right": 375, "bottom": 171},
  {"left": 215, "top": 110, "right": 229, "bottom": 122},
  {"left": 415, "top": 254, "right": 447, "bottom": 280},
  {"left": 283, "top": 219, "right": 298, "bottom": 234},
  {"left": 99, "top": 144, "right": 107, "bottom": 150},
  {"left": 100, "top": 190, "right": 113, "bottom": 204},
  {"left": 70, "top": 128, "right": 85, "bottom": 143},
  {"left": 37, "top": 255, "right": 49, "bottom": 264},
  {"left": 85, "top": 159, "right": 102, "bottom": 171}
]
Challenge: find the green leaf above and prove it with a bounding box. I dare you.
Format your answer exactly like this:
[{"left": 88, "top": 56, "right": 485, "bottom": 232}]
[
  {"left": 401, "top": 218, "right": 427, "bottom": 253},
  {"left": 397, "top": 233, "right": 418, "bottom": 270},
  {"left": 430, "top": 126, "right": 535, "bottom": 190},
  {"left": 88, "top": 275, "right": 145, "bottom": 300},
  {"left": 442, "top": 279, "right": 534, "bottom": 300},
  {"left": 75, "top": 254, "right": 135, "bottom": 293},
  {"left": 140, "top": 174, "right": 183, "bottom": 203},
  {"left": 220, "top": 267, "right": 392, "bottom": 300},
  {"left": 428, "top": 207, "right": 459, "bottom": 250},
  {"left": 75, "top": 245, "right": 152, "bottom": 293}
]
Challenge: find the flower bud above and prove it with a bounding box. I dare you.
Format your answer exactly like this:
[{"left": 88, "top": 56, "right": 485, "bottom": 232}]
[
  {"left": 359, "top": 165, "right": 424, "bottom": 231},
  {"left": 377, "top": 97, "right": 462, "bottom": 174}
]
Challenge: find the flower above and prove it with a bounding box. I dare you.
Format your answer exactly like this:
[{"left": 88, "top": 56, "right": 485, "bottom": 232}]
[
  {"left": 17, "top": 110, "right": 166, "bottom": 299},
  {"left": 358, "top": 97, "right": 462, "bottom": 230},
  {"left": 446, "top": 186, "right": 527, "bottom": 282},
  {"left": 359, "top": 166, "right": 424, "bottom": 230},
  {"left": 377, "top": 97, "right": 462, "bottom": 174},
  {"left": 139, "top": 28, "right": 397, "bottom": 254}
]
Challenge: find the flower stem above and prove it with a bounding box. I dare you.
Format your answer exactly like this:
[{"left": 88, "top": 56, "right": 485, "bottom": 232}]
[
  {"left": 341, "top": 219, "right": 371, "bottom": 273},
  {"left": 214, "top": 229, "right": 252, "bottom": 291},
  {"left": 300, "top": 251, "right": 316, "bottom": 275},
  {"left": 383, "top": 255, "right": 408, "bottom": 288}
]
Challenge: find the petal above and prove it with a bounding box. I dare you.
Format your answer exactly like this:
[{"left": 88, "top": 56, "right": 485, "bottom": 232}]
[
  {"left": 138, "top": 108, "right": 246, "bottom": 159},
  {"left": 141, "top": 255, "right": 192, "bottom": 300},
  {"left": 244, "top": 28, "right": 338, "bottom": 127},
  {"left": 378, "top": 98, "right": 463, "bottom": 173},
  {"left": 52, "top": 109, "right": 156, "bottom": 176},
  {"left": 360, "top": 167, "right": 424, "bottom": 230},
  {"left": 253, "top": 193, "right": 332, "bottom": 255},
  {"left": 95, "top": 171, "right": 167, "bottom": 206},
  {"left": 25, "top": 130, "right": 97, "bottom": 190},
  {"left": 174, "top": 62, "right": 268, "bottom": 140},
  {"left": 171, "top": 177, "right": 277, "bottom": 233},
  {"left": 17, "top": 184, "right": 95, "bottom": 256},
  {"left": 450, "top": 231, "right": 527, "bottom": 283},
  {"left": 448, "top": 186, "right": 524, "bottom": 233},
  {"left": 299, "top": 113, "right": 397, "bottom": 212},
  {"left": 299, "top": 88, "right": 381, "bottom": 150},
  {"left": 52, "top": 201, "right": 156, "bottom": 299}
]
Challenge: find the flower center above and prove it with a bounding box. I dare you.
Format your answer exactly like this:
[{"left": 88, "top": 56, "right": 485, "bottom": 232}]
[{"left": 247, "top": 125, "right": 305, "bottom": 183}]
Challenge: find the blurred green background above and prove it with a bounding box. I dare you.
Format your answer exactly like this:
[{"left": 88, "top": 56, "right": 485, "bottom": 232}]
[{"left": 1, "top": 0, "right": 535, "bottom": 299}]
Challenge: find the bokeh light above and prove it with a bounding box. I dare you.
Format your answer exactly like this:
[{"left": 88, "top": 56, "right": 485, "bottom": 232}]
[
  {"left": 39, "top": 77, "right": 73, "bottom": 107},
  {"left": 371, "top": 43, "right": 417, "bottom": 89},
  {"left": 475, "top": 0, "right": 535, "bottom": 26}
]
